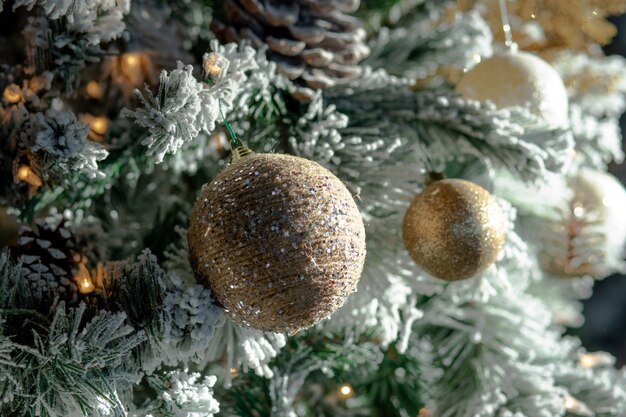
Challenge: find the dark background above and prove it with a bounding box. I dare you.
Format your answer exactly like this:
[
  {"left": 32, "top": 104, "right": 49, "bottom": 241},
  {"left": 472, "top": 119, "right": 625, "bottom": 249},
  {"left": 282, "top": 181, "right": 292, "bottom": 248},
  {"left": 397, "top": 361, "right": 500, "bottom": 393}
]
[{"left": 578, "top": 14, "right": 626, "bottom": 366}]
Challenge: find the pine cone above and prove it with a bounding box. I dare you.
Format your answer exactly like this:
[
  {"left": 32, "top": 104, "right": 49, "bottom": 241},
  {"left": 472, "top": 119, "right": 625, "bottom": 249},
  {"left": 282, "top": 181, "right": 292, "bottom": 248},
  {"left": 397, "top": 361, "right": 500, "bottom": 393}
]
[
  {"left": 10, "top": 220, "right": 85, "bottom": 306},
  {"left": 211, "top": 0, "right": 370, "bottom": 100}
]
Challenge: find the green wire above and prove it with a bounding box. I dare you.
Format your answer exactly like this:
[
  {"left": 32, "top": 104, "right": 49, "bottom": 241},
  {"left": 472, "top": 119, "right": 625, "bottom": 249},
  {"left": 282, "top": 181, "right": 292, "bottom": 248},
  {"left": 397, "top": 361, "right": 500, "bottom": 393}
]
[{"left": 219, "top": 105, "right": 240, "bottom": 147}]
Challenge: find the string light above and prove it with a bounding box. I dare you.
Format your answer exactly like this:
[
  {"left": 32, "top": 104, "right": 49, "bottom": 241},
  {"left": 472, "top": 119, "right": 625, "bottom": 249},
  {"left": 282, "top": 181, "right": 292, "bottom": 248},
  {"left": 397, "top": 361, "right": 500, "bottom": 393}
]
[
  {"left": 90, "top": 116, "right": 109, "bottom": 136},
  {"left": 74, "top": 262, "right": 95, "bottom": 295},
  {"left": 16, "top": 164, "right": 42, "bottom": 187},
  {"left": 121, "top": 53, "right": 141, "bottom": 73},
  {"left": 572, "top": 204, "right": 585, "bottom": 218},
  {"left": 3, "top": 84, "right": 22, "bottom": 104},
  {"left": 86, "top": 81, "right": 103, "bottom": 99},
  {"left": 229, "top": 368, "right": 238, "bottom": 377},
  {"left": 17, "top": 165, "right": 30, "bottom": 181},
  {"left": 338, "top": 383, "right": 353, "bottom": 399},
  {"left": 203, "top": 52, "right": 229, "bottom": 79},
  {"left": 579, "top": 352, "right": 614, "bottom": 369},
  {"left": 418, "top": 408, "right": 432, "bottom": 417},
  {"left": 116, "top": 52, "right": 153, "bottom": 89},
  {"left": 563, "top": 395, "right": 593, "bottom": 416}
]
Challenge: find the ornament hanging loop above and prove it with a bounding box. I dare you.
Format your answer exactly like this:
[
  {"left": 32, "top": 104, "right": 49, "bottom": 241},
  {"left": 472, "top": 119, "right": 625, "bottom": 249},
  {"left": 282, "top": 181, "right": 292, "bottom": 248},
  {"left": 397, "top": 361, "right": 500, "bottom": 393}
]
[
  {"left": 218, "top": 104, "right": 254, "bottom": 164},
  {"left": 498, "top": 0, "right": 518, "bottom": 52},
  {"left": 230, "top": 144, "right": 254, "bottom": 163},
  {"left": 424, "top": 172, "right": 446, "bottom": 187}
]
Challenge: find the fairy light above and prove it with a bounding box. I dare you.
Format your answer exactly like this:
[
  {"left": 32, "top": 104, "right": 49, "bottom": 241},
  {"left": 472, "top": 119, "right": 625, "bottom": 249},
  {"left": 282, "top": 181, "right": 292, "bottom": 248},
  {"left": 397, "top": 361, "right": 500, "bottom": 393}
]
[
  {"left": 17, "top": 165, "right": 30, "bottom": 181},
  {"left": 563, "top": 395, "right": 577, "bottom": 410},
  {"left": 229, "top": 368, "right": 238, "bottom": 377},
  {"left": 75, "top": 262, "right": 95, "bottom": 295},
  {"left": 86, "top": 80, "right": 103, "bottom": 99},
  {"left": 338, "top": 383, "right": 353, "bottom": 398},
  {"left": 203, "top": 52, "right": 229, "bottom": 79},
  {"left": 90, "top": 116, "right": 108, "bottom": 135},
  {"left": 121, "top": 53, "right": 141, "bottom": 72},
  {"left": 579, "top": 351, "right": 614, "bottom": 369},
  {"left": 579, "top": 354, "right": 595, "bottom": 368},
  {"left": 3, "top": 84, "right": 22, "bottom": 104},
  {"left": 572, "top": 204, "right": 585, "bottom": 218},
  {"left": 563, "top": 395, "right": 593, "bottom": 416},
  {"left": 16, "top": 164, "right": 42, "bottom": 187},
  {"left": 119, "top": 52, "right": 147, "bottom": 84},
  {"left": 418, "top": 408, "right": 432, "bottom": 417}
]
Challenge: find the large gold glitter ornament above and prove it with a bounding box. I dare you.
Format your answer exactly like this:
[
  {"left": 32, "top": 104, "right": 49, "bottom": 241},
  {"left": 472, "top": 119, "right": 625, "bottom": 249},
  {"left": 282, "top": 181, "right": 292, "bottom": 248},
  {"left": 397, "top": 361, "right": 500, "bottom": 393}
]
[
  {"left": 540, "top": 169, "right": 626, "bottom": 278},
  {"left": 403, "top": 178, "right": 506, "bottom": 281},
  {"left": 188, "top": 152, "right": 366, "bottom": 334},
  {"left": 455, "top": 50, "right": 569, "bottom": 127}
]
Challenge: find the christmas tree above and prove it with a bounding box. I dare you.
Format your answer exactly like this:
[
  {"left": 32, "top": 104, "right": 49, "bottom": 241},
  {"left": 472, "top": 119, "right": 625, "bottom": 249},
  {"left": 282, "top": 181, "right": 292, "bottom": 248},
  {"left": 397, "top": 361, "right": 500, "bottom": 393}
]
[{"left": 2, "top": 0, "right": 626, "bottom": 416}]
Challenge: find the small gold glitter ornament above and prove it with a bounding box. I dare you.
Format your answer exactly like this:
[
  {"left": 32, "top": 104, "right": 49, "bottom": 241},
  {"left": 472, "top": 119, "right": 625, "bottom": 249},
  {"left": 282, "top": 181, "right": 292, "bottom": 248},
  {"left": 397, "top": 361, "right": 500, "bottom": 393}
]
[
  {"left": 188, "top": 151, "right": 366, "bottom": 334},
  {"left": 455, "top": 50, "right": 569, "bottom": 127},
  {"left": 402, "top": 177, "right": 506, "bottom": 281}
]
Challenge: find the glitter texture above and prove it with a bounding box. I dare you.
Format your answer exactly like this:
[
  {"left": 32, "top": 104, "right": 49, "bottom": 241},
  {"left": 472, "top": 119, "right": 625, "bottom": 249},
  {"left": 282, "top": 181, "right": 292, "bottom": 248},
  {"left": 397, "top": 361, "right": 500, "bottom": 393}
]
[
  {"left": 188, "top": 153, "right": 366, "bottom": 334},
  {"left": 402, "top": 179, "right": 506, "bottom": 281},
  {"left": 455, "top": 50, "right": 569, "bottom": 127}
]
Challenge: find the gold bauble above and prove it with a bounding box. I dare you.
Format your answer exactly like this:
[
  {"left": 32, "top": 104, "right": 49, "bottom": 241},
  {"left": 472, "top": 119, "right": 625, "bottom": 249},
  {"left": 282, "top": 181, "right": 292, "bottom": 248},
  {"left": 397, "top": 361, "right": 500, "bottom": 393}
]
[
  {"left": 402, "top": 179, "right": 506, "bottom": 281},
  {"left": 188, "top": 153, "right": 366, "bottom": 334},
  {"left": 456, "top": 50, "right": 569, "bottom": 127}
]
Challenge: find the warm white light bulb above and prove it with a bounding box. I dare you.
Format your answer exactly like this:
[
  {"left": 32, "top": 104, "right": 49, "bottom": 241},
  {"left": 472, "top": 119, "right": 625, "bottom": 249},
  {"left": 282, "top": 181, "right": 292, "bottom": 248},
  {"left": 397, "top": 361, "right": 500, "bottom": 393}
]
[
  {"left": 86, "top": 81, "right": 103, "bottom": 99},
  {"left": 3, "top": 84, "right": 22, "bottom": 104},
  {"left": 338, "top": 384, "right": 353, "bottom": 398},
  {"left": 90, "top": 116, "right": 108, "bottom": 135}
]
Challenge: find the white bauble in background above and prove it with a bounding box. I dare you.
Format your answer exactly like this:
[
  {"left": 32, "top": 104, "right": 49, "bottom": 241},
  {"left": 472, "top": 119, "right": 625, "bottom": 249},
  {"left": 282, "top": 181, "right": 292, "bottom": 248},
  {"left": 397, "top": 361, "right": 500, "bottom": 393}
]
[
  {"left": 456, "top": 50, "right": 569, "bottom": 127},
  {"left": 541, "top": 169, "right": 626, "bottom": 278}
]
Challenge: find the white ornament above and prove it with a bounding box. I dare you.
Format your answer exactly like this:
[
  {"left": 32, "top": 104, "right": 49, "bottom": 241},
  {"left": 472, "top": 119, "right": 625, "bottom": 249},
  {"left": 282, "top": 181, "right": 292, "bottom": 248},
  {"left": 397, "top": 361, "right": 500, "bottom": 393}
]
[
  {"left": 570, "top": 169, "right": 626, "bottom": 267},
  {"left": 456, "top": 50, "right": 569, "bottom": 127},
  {"left": 541, "top": 169, "right": 626, "bottom": 278}
]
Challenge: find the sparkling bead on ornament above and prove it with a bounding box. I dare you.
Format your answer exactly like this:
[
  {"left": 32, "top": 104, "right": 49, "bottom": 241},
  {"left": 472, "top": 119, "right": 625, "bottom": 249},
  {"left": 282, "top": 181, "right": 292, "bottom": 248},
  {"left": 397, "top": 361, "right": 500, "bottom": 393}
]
[
  {"left": 402, "top": 178, "right": 507, "bottom": 281},
  {"left": 188, "top": 152, "right": 366, "bottom": 334},
  {"left": 456, "top": 50, "right": 569, "bottom": 127}
]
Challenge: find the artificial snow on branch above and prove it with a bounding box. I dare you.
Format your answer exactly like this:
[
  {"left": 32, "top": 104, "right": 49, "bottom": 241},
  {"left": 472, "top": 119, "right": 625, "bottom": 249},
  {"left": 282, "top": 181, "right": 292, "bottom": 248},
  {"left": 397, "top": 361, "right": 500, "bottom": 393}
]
[
  {"left": 123, "top": 41, "right": 277, "bottom": 164},
  {"left": 141, "top": 370, "right": 220, "bottom": 417},
  {"left": 154, "top": 275, "right": 222, "bottom": 371},
  {"left": 7, "top": 0, "right": 130, "bottom": 45},
  {"left": 366, "top": 4, "right": 493, "bottom": 83},
  {"left": 204, "top": 320, "right": 287, "bottom": 381},
  {"left": 27, "top": 109, "right": 108, "bottom": 178},
  {"left": 163, "top": 227, "right": 286, "bottom": 379},
  {"left": 330, "top": 79, "right": 573, "bottom": 182},
  {"left": 569, "top": 104, "right": 624, "bottom": 168},
  {"left": 1, "top": 302, "right": 145, "bottom": 417},
  {"left": 122, "top": 62, "right": 205, "bottom": 163}
]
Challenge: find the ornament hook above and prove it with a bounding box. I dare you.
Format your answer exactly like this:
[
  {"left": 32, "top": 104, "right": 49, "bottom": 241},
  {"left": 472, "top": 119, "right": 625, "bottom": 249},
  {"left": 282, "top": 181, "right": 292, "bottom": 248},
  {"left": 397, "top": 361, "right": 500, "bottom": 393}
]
[
  {"left": 498, "top": 0, "right": 518, "bottom": 51},
  {"left": 218, "top": 104, "right": 253, "bottom": 163}
]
